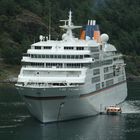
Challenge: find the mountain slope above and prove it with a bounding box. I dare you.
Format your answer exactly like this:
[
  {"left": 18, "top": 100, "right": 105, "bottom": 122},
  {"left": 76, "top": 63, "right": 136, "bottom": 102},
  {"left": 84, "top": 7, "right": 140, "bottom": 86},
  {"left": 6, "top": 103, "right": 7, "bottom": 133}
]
[{"left": 0, "top": 0, "right": 139, "bottom": 76}]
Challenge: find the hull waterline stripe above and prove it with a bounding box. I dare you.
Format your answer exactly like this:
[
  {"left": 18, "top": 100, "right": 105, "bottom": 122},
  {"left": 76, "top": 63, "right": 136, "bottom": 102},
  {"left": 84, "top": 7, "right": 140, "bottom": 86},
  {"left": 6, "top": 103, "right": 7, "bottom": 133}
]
[
  {"left": 80, "top": 80, "right": 126, "bottom": 98},
  {"left": 24, "top": 95, "right": 66, "bottom": 100}
]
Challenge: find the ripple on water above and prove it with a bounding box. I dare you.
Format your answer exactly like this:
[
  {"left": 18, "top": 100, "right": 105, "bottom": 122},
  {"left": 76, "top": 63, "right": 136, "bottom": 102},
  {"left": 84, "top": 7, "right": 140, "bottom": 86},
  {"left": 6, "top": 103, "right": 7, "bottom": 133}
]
[{"left": 120, "top": 100, "right": 140, "bottom": 114}]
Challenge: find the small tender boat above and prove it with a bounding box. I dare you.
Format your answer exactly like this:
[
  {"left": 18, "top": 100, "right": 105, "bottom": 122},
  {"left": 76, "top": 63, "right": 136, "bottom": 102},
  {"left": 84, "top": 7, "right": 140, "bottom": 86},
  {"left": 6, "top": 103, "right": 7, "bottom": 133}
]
[{"left": 105, "top": 106, "right": 122, "bottom": 115}]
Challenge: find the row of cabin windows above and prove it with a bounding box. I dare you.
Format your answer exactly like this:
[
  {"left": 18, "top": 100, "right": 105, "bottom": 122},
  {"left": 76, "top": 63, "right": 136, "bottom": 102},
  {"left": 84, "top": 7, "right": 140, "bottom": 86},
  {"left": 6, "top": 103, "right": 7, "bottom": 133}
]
[
  {"left": 34, "top": 46, "right": 52, "bottom": 50},
  {"left": 63, "top": 47, "right": 84, "bottom": 50},
  {"left": 93, "top": 69, "right": 100, "bottom": 75},
  {"left": 104, "top": 72, "right": 114, "bottom": 80},
  {"left": 90, "top": 59, "right": 113, "bottom": 68},
  {"left": 34, "top": 46, "right": 85, "bottom": 50},
  {"left": 90, "top": 47, "right": 99, "bottom": 52},
  {"left": 30, "top": 54, "right": 90, "bottom": 59},
  {"left": 23, "top": 62, "right": 88, "bottom": 68},
  {"left": 91, "top": 53, "right": 99, "bottom": 59},
  {"left": 34, "top": 46, "right": 99, "bottom": 51},
  {"left": 64, "top": 46, "right": 99, "bottom": 51},
  {"left": 104, "top": 66, "right": 113, "bottom": 73},
  {"left": 95, "top": 79, "right": 114, "bottom": 90},
  {"left": 104, "top": 65, "right": 124, "bottom": 76},
  {"left": 91, "top": 76, "right": 100, "bottom": 83},
  {"left": 23, "top": 82, "right": 83, "bottom": 87},
  {"left": 102, "top": 60, "right": 113, "bottom": 65}
]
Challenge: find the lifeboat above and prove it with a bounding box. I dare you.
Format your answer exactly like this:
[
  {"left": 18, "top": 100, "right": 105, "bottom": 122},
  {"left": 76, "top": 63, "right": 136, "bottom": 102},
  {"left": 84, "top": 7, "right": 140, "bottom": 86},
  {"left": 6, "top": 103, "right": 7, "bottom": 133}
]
[{"left": 105, "top": 106, "right": 122, "bottom": 115}]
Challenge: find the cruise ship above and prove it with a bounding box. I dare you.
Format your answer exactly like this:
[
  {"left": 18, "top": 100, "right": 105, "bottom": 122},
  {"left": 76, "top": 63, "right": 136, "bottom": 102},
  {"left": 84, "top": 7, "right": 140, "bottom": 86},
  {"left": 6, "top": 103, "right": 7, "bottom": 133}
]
[{"left": 16, "top": 11, "right": 127, "bottom": 123}]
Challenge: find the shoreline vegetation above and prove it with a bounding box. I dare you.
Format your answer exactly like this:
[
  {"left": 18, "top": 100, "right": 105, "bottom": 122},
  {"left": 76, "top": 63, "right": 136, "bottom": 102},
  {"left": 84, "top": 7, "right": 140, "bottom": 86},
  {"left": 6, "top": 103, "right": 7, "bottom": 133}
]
[{"left": 0, "top": 61, "right": 19, "bottom": 84}]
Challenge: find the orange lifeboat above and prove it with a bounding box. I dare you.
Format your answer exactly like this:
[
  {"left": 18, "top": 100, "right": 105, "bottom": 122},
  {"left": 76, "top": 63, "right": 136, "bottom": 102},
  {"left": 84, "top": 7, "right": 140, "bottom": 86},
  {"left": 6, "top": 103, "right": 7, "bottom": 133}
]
[{"left": 105, "top": 106, "right": 122, "bottom": 115}]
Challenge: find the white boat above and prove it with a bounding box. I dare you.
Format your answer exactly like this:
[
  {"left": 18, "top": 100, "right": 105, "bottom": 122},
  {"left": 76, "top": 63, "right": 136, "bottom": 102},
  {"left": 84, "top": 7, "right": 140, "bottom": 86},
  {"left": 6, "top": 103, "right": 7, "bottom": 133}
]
[{"left": 15, "top": 11, "right": 127, "bottom": 123}]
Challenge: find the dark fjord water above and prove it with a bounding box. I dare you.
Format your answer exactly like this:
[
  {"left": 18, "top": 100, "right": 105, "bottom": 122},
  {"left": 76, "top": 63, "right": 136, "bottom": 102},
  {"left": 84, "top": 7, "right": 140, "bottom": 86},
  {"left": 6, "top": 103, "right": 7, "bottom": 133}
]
[{"left": 0, "top": 81, "right": 140, "bottom": 140}]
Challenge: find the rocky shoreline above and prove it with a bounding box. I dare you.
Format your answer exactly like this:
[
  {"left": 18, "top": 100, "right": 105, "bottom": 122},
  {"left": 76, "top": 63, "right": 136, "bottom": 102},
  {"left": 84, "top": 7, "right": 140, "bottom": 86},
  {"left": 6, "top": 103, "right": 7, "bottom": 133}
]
[{"left": 0, "top": 77, "right": 17, "bottom": 84}]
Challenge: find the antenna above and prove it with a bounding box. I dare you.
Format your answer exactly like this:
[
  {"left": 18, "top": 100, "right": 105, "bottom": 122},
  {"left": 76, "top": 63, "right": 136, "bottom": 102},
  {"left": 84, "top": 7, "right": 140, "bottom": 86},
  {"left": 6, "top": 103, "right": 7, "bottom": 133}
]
[
  {"left": 59, "top": 10, "right": 82, "bottom": 41},
  {"left": 68, "top": 10, "right": 72, "bottom": 26},
  {"left": 60, "top": 20, "right": 68, "bottom": 26},
  {"left": 49, "top": 7, "right": 51, "bottom": 40}
]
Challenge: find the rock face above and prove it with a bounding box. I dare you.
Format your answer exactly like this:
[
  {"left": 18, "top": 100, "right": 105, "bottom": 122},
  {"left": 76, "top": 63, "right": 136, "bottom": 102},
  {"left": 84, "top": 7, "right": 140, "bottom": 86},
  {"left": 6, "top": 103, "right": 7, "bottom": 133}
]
[
  {"left": 16, "top": 10, "right": 47, "bottom": 27},
  {"left": 15, "top": 10, "right": 48, "bottom": 35}
]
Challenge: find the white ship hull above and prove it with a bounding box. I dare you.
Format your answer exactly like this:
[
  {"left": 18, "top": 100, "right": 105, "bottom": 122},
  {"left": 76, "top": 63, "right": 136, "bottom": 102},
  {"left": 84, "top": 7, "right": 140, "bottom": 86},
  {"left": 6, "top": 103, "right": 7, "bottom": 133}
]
[{"left": 16, "top": 81, "right": 127, "bottom": 123}]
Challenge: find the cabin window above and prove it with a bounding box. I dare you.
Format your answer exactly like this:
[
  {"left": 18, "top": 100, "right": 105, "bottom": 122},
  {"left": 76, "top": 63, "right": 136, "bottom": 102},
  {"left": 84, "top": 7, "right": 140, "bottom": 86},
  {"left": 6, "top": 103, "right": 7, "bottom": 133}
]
[
  {"left": 92, "top": 76, "right": 100, "bottom": 83},
  {"left": 44, "top": 46, "right": 52, "bottom": 49},
  {"left": 106, "top": 79, "right": 114, "bottom": 87},
  {"left": 90, "top": 47, "right": 99, "bottom": 52},
  {"left": 66, "top": 63, "right": 82, "bottom": 68},
  {"left": 46, "top": 63, "right": 63, "bottom": 68},
  {"left": 30, "top": 62, "right": 44, "bottom": 67},
  {"left": 38, "top": 55, "right": 41, "bottom": 58},
  {"left": 104, "top": 73, "right": 114, "bottom": 80},
  {"left": 50, "top": 55, "right": 53, "bottom": 58},
  {"left": 62, "top": 55, "right": 66, "bottom": 58},
  {"left": 42, "top": 55, "right": 45, "bottom": 58},
  {"left": 104, "top": 67, "right": 109, "bottom": 73},
  {"left": 58, "top": 55, "right": 61, "bottom": 58},
  {"left": 102, "top": 59, "right": 112, "bottom": 65},
  {"left": 64, "top": 47, "right": 74, "bottom": 50},
  {"left": 45, "top": 55, "right": 49, "bottom": 58},
  {"left": 92, "top": 53, "right": 99, "bottom": 59},
  {"left": 35, "top": 46, "right": 41, "bottom": 49},
  {"left": 76, "top": 47, "right": 84, "bottom": 50},
  {"left": 96, "top": 83, "right": 100, "bottom": 90},
  {"left": 102, "top": 82, "right": 104, "bottom": 88},
  {"left": 84, "top": 55, "right": 90, "bottom": 58},
  {"left": 93, "top": 69, "right": 100, "bottom": 75},
  {"left": 35, "top": 54, "right": 37, "bottom": 58},
  {"left": 91, "top": 61, "right": 100, "bottom": 68},
  {"left": 31, "top": 54, "right": 33, "bottom": 58}
]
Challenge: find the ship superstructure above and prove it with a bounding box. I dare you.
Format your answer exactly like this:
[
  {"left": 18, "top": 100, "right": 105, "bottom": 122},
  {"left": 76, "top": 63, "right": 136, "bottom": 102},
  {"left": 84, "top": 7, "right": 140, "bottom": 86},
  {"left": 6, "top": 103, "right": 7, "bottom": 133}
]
[{"left": 16, "top": 11, "right": 127, "bottom": 123}]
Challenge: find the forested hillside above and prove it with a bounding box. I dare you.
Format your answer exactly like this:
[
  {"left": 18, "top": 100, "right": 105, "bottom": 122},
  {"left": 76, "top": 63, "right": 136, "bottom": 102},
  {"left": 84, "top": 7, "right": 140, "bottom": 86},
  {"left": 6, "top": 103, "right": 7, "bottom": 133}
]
[{"left": 0, "top": 0, "right": 140, "bottom": 76}]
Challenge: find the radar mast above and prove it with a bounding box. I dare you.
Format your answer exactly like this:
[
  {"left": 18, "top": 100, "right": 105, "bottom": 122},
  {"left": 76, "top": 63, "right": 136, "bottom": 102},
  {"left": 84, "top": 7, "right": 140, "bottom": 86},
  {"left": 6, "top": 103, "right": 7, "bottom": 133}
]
[{"left": 60, "top": 10, "right": 82, "bottom": 40}]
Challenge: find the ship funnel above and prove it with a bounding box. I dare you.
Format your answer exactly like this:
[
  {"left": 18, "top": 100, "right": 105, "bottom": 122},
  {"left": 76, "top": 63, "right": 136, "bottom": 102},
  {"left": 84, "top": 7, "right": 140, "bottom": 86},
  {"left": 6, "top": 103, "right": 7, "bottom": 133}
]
[
  {"left": 80, "top": 30, "right": 86, "bottom": 40},
  {"left": 93, "top": 25, "right": 101, "bottom": 42},
  {"left": 92, "top": 20, "right": 96, "bottom": 25},
  {"left": 80, "top": 19, "right": 101, "bottom": 41}
]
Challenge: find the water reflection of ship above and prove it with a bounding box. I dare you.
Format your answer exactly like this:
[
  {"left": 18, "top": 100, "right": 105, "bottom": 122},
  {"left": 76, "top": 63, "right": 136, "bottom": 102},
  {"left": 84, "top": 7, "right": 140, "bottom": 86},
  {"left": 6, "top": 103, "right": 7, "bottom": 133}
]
[{"left": 14, "top": 115, "right": 125, "bottom": 140}]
